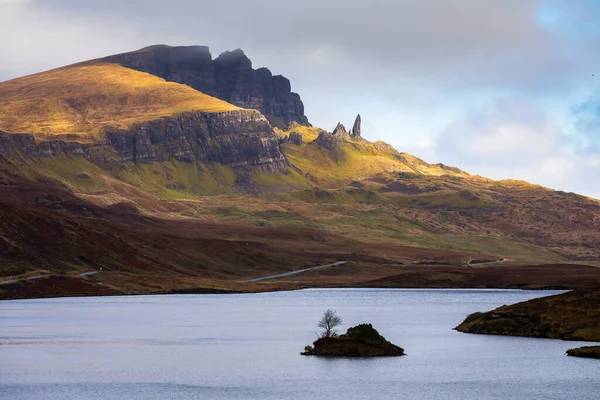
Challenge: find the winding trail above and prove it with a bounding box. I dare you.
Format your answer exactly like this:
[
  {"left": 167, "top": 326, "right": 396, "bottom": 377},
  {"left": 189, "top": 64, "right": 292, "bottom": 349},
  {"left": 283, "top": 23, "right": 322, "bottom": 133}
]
[
  {"left": 0, "top": 274, "right": 52, "bottom": 286},
  {"left": 468, "top": 258, "right": 508, "bottom": 266},
  {"left": 78, "top": 271, "right": 100, "bottom": 278},
  {"left": 243, "top": 261, "right": 346, "bottom": 283},
  {"left": 0, "top": 271, "right": 101, "bottom": 286}
]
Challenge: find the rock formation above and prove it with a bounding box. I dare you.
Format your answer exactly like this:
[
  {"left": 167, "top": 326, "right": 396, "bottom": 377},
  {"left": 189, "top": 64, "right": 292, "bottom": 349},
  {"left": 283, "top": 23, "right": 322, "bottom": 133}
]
[
  {"left": 332, "top": 122, "right": 349, "bottom": 136},
  {"left": 351, "top": 114, "right": 361, "bottom": 137},
  {"left": 99, "top": 45, "right": 310, "bottom": 128},
  {"left": 287, "top": 131, "right": 303, "bottom": 146},
  {"left": 0, "top": 110, "right": 290, "bottom": 174}
]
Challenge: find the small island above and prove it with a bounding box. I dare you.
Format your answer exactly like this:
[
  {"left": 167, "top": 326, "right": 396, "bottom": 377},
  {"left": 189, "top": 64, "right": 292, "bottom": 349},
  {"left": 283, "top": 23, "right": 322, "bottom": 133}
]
[
  {"left": 302, "top": 310, "right": 405, "bottom": 357},
  {"left": 566, "top": 346, "right": 600, "bottom": 360}
]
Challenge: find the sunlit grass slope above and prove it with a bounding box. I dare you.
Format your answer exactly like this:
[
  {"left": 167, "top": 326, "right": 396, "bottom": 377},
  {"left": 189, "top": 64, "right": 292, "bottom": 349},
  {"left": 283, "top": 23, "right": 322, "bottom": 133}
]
[
  {"left": 0, "top": 63, "right": 241, "bottom": 142},
  {"left": 277, "top": 125, "right": 468, "bottom": 187}
]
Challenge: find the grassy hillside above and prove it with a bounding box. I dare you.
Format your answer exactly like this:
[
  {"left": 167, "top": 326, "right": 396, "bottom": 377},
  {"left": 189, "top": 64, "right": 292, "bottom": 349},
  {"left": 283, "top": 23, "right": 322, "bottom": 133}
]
[
  {"left": 0, "top": 63, "right": 240, "bottom": 142},
  {"left": 278, "top": 124, "right": 467, "bottom": 187}
]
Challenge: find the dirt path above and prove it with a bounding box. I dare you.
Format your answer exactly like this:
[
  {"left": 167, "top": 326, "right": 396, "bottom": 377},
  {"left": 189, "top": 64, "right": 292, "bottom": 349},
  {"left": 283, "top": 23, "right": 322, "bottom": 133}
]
[
  {"left": 0, "top": 271, "right": 100, "bottom": 286},
  {"left": 243, "top": 261, "right": 346, "bottom": 283}
]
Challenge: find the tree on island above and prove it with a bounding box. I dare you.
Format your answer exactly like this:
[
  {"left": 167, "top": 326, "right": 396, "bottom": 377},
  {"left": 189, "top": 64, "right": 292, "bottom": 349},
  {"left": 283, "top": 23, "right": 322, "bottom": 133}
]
[
  {"left": 318, "top": 309, "right": 342, "bottom": 337},
  {"left": 303, "top": 315, "right": 405, "bottom": 357}
]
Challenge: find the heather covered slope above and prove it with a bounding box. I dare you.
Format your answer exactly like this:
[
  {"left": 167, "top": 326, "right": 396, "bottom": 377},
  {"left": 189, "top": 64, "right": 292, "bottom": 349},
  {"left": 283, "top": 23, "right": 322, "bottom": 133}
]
[
  {"left": 1, "top": 163, "right": 523, "bottom": 299},
  {"left": 456, "top": 287, "right": 600, "bottom": 342},
  {"left": 0, "top": 63, "right": 240, "bottom": 142}
]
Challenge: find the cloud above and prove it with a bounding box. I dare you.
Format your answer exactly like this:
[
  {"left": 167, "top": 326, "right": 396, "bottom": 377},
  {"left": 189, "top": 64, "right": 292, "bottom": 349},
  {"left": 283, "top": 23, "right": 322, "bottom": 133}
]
[
  {"left": 435, "top": 97, "right": 600, "bottom": 198},
  {"left": 0, "top": 0, "right": 143, "bottom": 79},
  {"left": 437, "top": 99, "right": 559, "bottom": 161},
  {"left": 2, "top": 0, "right": 596, "bottom": 90}
]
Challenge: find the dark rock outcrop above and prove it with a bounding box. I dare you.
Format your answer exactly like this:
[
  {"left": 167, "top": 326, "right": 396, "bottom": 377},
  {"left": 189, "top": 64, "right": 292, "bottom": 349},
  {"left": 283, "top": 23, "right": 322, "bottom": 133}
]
[
  {"left": 332, "top": 122, "right": 349, "bottom": 137},
  {"left": 0, "top": 131, "right": 36, "bottom": 154},
  {"left": 314, "top": 122, "right": 352, "bottom": 150},
  {"left": 0, "top": 131, "right": 90, "bottom": 160},
  {"left": 101, "top": 45, "right": 217, "bottom": 96},
  {"left": 99, "top": 45, "right": 309, "bottom": 128},
  {"left": 351, "top": 114, "right": 361, "bottom": 137},
  {"left": 287, "top": 131, "right": 303, "bottom": 146},
  {"left": 302, "top": 323, "right": 404, "bottom": 357}
]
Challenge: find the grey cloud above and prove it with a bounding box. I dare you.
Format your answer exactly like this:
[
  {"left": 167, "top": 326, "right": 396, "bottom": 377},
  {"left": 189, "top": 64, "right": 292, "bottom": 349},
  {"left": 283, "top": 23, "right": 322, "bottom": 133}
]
[
  {"left": 4, "top": 0, "right": 597, "bottom": 92},
  {"left": 435, "top": 97, "right": 560, "bottom": 168},
  {"left": 434, "top": 96, "right": 600, "bottom": 197}
]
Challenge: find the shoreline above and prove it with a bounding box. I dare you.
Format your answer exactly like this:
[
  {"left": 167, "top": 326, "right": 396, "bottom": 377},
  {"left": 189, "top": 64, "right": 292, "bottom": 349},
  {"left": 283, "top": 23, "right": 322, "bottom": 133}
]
[
  {"left": 0, "top": 282, "right": 569, "bottom": 302},
  {"left": 2, "top": 262, "right": 595, "bottom": 301}
]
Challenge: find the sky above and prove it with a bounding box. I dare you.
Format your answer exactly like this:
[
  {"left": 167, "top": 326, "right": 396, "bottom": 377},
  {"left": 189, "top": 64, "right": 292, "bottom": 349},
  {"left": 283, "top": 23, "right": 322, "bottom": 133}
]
[{"left": 1, "top": 0, "right": 599, "bottom": 198}]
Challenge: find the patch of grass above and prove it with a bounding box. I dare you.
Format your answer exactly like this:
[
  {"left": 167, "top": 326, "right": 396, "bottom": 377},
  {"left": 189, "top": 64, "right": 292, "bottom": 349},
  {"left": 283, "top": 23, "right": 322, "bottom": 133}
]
[
  {"left": 283, "top": 141, "right": 414, "bottom": 187},
  {"left": 26, "top": 154, "right": 110, "bottom": 193},
  {"left": 391, "top": 190, "right": 497, "bottom": 210},
  {"left": 252, "top": 210, "right": 311, "bottom": 227},
  {"left": 275, "top": 123, "right": 325, "bottom": 142},
  {"left": 249, "top": 168, "right": 311, "bottom": 189},
  {"left": 114, "top": 161, "right": 237, "bottom": 197}
]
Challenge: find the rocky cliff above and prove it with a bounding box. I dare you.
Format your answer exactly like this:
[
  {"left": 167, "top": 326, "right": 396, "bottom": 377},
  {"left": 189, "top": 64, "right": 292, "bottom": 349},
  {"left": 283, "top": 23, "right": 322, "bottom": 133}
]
[
  {"left": 0, "top": 110, "right": 289, "bottom": 174},
  {"left": 100, "top": 45, "right": 309, "bottom": 128}
]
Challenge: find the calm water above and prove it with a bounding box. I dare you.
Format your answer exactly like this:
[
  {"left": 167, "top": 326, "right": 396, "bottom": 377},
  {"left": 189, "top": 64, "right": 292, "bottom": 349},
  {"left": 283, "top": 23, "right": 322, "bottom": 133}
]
[{"left": 1, "top": 289, "right": 599, "bottom": 400}]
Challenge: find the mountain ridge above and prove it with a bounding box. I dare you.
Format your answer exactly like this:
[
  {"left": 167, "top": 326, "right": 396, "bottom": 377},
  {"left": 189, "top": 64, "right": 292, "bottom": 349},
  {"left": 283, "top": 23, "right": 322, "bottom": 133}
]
[
  {"left": 1, "top": 45, "right": 599, "bottom": 299},
  {"left": 92, "top": 44, "right": 310, "bottom": 128}
]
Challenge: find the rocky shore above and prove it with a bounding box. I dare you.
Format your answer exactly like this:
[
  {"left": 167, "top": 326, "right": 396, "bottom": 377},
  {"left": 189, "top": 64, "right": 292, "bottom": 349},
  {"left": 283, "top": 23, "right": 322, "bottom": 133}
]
[
  {"left": 566, "top": 346, "right": 600, "bottom": 360},
  {"left": 455, "top": 288, "right": 600, "bottom": 342}
]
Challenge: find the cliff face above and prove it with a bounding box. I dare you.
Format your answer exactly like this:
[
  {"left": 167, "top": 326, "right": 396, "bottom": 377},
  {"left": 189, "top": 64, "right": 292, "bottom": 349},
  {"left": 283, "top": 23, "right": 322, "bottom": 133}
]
[
  {"left": 100, "top": 45, "right": 309, "bottom": 128},
  {"left": 0, "top": 110, "right": 289, "bottom": 174},
  {"left": 105, "top": 110, "right": 288, "bottom": 172}
]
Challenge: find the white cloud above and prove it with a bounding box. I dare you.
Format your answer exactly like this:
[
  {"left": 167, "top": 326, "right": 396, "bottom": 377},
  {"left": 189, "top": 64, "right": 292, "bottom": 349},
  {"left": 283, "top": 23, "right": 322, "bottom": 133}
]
[
  {"left": 0, "top": 0, "right": 144, "bottom": 79},
  {"left": 436, "top": 98, "right": 559, "bottom": 162},
  {"left": 435, "top": 97, "right": 600, "bottom": 198}
]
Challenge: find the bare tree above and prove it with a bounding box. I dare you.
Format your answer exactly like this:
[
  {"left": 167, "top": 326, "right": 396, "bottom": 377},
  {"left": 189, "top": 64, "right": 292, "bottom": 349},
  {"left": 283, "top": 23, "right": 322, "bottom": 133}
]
[{"left": 318, "top": 309, "right": 342, "bottom": 337}]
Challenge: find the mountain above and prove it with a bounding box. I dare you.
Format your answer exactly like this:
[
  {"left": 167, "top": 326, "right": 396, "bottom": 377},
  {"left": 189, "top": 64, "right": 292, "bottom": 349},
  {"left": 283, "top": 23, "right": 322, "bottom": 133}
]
[
  {"left": 1, "top": 45, "right": 599, "bottom": 299},
  {"left": 96, "top": 45, "right": 309, "bottom": 128},
  {"left": 0, "top": 62, "right": 288, "bottom": 174}
]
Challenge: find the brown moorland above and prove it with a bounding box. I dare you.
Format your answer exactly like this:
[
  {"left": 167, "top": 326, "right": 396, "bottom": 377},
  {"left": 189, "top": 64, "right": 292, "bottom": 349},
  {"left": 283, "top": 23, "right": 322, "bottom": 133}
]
[{"left": 456, "top": 287, "right": 600, "bottom": 342}]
